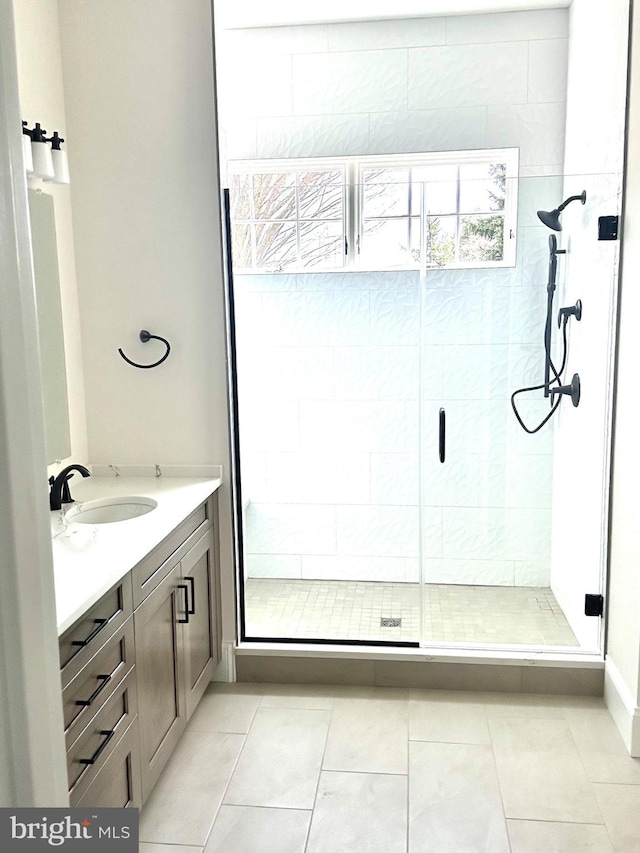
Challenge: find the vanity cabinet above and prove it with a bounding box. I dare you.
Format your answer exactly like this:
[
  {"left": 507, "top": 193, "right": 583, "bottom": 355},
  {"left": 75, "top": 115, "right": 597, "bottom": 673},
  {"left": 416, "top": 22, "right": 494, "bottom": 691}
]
[{"left": 58, "top": 492, "right": 221, "bottom": 809}]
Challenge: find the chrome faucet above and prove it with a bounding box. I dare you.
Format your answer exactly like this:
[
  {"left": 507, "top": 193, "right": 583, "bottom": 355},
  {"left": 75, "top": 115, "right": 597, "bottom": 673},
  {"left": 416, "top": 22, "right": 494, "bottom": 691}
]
[{"left": 49, "top": 464, "right": 91, "bottom": 511}]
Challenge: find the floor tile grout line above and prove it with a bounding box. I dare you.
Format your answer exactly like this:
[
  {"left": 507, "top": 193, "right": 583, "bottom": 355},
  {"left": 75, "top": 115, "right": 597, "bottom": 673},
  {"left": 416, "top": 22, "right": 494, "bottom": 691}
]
[
  {"left": 198, "top": 730, "right": 249, "bottom": 851},
  {"left": 486, "top": 713, "right": 513, "bottom": 851},
  {"left": 303, "top": 699, "right": 334, "bottom": 853},
  {"left": 406, "top": 731, "right": 410, "bottom": 853},
  {"left": 506, "top": 816, "right": 618, "bottom": 827}
]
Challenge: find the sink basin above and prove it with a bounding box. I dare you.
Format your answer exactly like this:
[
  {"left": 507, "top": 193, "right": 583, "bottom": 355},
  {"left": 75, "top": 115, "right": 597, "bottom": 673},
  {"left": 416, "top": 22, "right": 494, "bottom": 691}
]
[{"left": 65, "top": 496, "right": 158, "bottom": 524}]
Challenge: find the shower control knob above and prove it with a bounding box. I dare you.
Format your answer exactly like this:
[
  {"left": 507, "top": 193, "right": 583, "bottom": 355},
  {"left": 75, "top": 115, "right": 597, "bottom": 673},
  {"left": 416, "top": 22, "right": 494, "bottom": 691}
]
[{"left": 550, "top": 373, "right": 581, "bottom": 408}]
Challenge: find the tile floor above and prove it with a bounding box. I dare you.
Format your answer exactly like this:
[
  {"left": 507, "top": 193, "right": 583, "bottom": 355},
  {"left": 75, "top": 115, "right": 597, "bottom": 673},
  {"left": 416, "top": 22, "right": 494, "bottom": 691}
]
[
  {"left": 139, "top": 681, "right": 640, "bottom": 852},
  {"left": 244, "top": 579, "right": 579, "bottom": 646}
]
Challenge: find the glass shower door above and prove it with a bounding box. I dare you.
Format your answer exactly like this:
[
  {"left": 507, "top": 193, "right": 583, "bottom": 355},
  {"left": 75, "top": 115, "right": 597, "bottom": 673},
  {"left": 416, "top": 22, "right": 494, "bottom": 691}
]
[{"left": 419, "top": 171, "right": 610, "bottom": 652}]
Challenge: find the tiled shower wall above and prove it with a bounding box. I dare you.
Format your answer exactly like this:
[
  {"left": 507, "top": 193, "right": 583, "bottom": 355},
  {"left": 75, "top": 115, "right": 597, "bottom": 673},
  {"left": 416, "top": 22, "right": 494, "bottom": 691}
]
[{"left": 221, "top": 10, "right": 570, "bottom": 586}]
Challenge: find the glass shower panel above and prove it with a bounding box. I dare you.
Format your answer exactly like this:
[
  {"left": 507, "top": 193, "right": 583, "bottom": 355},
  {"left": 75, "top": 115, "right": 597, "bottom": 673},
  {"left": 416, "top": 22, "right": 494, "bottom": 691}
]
[
  {"left": 419, "top": 173, "right": 611, "bottom": 651},
  {"left": 233, "top": 178, "right": 422, "bottom": 642}
]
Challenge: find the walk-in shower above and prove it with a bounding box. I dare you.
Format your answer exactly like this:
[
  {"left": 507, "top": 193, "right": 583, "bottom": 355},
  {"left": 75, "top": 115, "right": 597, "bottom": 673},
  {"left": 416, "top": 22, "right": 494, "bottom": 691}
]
[{"left": 216, "top": 2, "right": 630, "bottom": 658}]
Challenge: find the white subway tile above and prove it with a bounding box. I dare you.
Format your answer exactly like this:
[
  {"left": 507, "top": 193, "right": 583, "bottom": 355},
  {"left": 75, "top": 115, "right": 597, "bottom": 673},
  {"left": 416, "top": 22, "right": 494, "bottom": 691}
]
[
  {"left": 422, "top": 286, "right": 484, "bottom": 345},
  {"left": 241, "top": 451, "right": 268, "bottom": 503},
  {"left": 245, "top": 553, "right": 302, "bottom": 579},
  {"left": 528, "top": 39, "right": 569, "bottom": 104},
  {"left": 301, "top": 555, "right": 418, "bottom": 582},
  {"left": 445, "top": 9, "right": 568, "bottom": 45},
  {"left": 370, "top": 287, "right": 421, "bottom": 345},
  {"left": 224, "top": 118, "right": 258, "bottom": 159},
  {"left": 224, "top": 54, "right": 293, "bottom": 118},
  {"left": 423, "top": 558, "right": 515, "bottom": 586},
  {"left": 241, "top": 401, "right": 299, "bottom": 452},
  {"left": 247, "top": 347, "right": 335, "bottom": 401},
  {"left": 505, "top": 507, "right": 552, "bottom": 562},
  {"left": 513, "top": 561, "right": 550, "bottom": 586},
  {"left": 293, "top": 50, "right": 407, "bottom": 115},
  {"left": 442, "top": 507, "right": 507, "bottom": 561},
  {"left": 370, "top": 452, "right": 420, "bottom": 506},
  {"left": 223, "top": 25, "right": 328, "bottom": 57},
  {"left": 256, "top": 113, "right": 370, "bottom": 159},
  {"left": 506, "top": 454, "right": 553, "bottom": 509},
  {"left": 327, "top": 17, "right": 446, "bottom": 51},
  {"left": 259, "top": 291, "right": 370, "bottom": 347},
  {"left": 336, "top": 505, "right": 419, "bottom": 558},
  {"left": 488, "top": 103, "right": 566, "bottom": 169},
  {"left": 334, "top": 346, "right": 419, "bottom": 401},
  {"left": 299, "top": 401, "right": 411, "bottom": 452},
  {"left": 422, "top": 506, "right": 443, "bottom": 559},
  {"left": 422, "top": 452, "right": 480, "bottom": 508},
  {"left": 265, "top": 451, "right": 371, "bottom": 504},
  {"left": 244, "top": 503, "right": 337, "bottom": 555},
  {"left": 408, "top": 43, "right": 528, "bottom": 110},
  {"left": 518, "top": 226, "right": 551, "bottom": 288},
  {"left": 369, "top": 108, "right": 487, "bottom": 155}
]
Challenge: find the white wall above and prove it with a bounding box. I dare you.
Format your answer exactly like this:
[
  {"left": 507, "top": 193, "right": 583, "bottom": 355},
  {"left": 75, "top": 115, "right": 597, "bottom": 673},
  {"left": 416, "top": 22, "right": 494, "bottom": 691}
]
[
  {"left": 608, "top": 0, "right": 640, "bottom": 754},
  {"left": 12, "top": 0, "right": 88, "bottom": 473},
  {"left": 57, "top": 0, "right": 236, "bottom": 644},
  {"left": 0, "top": 0, "right": 69, "bottom": 806},
  {"left": 550, "top": 0, "right": 630, "bottom": 650},
  {"left": 221, "top": 10, "right": 569, "bottom": 588}
]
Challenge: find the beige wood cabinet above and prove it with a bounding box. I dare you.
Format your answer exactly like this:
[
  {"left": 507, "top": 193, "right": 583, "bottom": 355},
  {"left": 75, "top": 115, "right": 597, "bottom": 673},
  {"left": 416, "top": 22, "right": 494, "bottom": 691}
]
[{"left": 58, "top": 493, "right": 221, "bottom": 809}]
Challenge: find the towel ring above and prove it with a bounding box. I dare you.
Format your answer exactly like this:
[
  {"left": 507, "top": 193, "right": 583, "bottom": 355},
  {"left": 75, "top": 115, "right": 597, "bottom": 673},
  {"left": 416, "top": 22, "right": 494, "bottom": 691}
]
[{"left": 118, "top": 330, "right": 171, "bottom": 369}]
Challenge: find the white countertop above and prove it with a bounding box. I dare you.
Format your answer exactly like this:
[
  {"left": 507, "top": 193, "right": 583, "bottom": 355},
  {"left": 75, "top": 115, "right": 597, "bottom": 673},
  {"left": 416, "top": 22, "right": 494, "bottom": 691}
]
[{"left": 52, "top": 474, "right": 222, "bottom": 636}]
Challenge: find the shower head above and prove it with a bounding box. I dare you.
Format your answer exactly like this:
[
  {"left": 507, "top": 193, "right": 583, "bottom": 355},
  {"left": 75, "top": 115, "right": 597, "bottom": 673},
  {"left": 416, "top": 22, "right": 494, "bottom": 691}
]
[{"left": 537, "top": 190, "right": 587, "bottom": 231}]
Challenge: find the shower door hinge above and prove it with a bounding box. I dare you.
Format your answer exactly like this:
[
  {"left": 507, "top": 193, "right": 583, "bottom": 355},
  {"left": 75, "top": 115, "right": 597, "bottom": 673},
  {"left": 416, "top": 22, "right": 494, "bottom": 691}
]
[{"left": 584, "top": 593, "right": 604, "bottom": 617}]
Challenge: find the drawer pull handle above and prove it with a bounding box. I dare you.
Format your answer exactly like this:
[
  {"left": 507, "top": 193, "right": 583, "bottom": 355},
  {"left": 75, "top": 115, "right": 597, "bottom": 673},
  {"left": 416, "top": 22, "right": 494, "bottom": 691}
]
[
  {"left": 71, "top": 618, "right": 108, "bottom": 648},
  {"left": 79, "top": 729, "right": 116, "bottom": 765},
  {"left": 75, "top": 674, "right": 112, "bottom": 708},
  {"left": 185, "top": 576, "right": 196, "bottom": 615},
  {"left": 177, "top": 584, "right": 190, "bottom": 623}
]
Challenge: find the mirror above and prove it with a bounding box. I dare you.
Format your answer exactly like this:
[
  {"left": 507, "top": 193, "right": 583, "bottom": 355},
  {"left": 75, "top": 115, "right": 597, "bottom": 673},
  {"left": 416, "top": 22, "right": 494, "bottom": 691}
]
[{"left": 28, "top": 189, "right": 71, "bottom": 463}]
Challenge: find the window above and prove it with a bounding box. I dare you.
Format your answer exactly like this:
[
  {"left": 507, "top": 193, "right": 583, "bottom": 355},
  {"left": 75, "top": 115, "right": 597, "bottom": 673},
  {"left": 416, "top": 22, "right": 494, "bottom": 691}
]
[{"left": 228, "top": 149, "right": 518, "bottom": 273}]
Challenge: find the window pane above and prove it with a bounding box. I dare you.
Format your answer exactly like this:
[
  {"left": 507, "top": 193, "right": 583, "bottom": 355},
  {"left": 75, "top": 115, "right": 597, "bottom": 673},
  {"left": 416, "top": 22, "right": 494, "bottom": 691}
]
[
  {"left": 460, "top": 163, "right": 506, "bottom": 212},
  {"left": 253, "top": 173, "right": 296, "bottom": 220},
  {"left": 363, "top": 169, "right": 410, "bottom": 217},
  {"left": 362, "top": 218, "right": 412, "bottom": 268},
  {"left": 415, "top": 165, "right": 457, "bottom": 215},
  {"left": 300, "top": 221, "right": 344, "bottom": 268},
  {"left": 460, "top": 214, "right": 505, "bottom": 262},
  {"left": 255, "top": 222, "right": 297, "bottom": 270},
  {"left": 410, "top": 216, "right": 421, "bottom": 263},
  {"left": 230, "top": 174, "right": 251, "bottom": 220},
  {"left": 298, "top": 171, "right": 343, "bottom": 219},
  {"left": 425, "top": 215, "right": 456, "bottom": 267},
  {"left": 231, "top": 223, "right": 253, "bottom": 269}
]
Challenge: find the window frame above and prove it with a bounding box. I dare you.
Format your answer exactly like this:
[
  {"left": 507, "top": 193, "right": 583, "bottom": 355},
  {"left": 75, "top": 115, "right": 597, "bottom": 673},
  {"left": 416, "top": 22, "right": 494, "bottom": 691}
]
[{"left": 228, "top": 147, "right": 519, "bottom": 274}]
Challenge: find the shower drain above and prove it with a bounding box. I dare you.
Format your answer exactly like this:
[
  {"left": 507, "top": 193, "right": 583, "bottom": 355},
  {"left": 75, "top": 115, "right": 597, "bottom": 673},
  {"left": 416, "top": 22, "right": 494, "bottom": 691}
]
[{"left": 380, "top": 617, "right": 401, "bottom": 627}]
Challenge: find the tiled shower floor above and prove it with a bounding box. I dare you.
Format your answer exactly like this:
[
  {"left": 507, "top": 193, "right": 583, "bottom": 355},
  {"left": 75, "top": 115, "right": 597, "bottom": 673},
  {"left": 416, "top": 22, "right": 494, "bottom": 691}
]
[{"left": 244, "top": 579, "right": 579, "bottom": 647}]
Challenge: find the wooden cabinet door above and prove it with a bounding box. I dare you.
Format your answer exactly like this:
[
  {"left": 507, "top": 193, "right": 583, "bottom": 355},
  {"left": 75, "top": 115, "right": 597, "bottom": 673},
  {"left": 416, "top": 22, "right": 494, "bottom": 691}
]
[
  {"left": 73, "top": 719, "right": 142, "bottom": 809},
  {"left": 181, "top": 529, "right": 219, "bottom": 720},
  {"left": 134, "top": 562, "right": 186, "bottom": 801}
]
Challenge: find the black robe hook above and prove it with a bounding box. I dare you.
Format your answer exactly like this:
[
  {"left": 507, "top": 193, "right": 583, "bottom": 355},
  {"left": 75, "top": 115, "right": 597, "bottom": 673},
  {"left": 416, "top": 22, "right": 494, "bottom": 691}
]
[{"left": 118, "top": 330, "right": 171, "bottom": 369}]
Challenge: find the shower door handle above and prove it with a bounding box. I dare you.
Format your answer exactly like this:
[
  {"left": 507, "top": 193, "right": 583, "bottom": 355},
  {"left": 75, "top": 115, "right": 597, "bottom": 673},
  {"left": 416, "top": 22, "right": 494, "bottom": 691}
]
[{"left": 439, "top": 408, "right": 446, "bottom": 463}]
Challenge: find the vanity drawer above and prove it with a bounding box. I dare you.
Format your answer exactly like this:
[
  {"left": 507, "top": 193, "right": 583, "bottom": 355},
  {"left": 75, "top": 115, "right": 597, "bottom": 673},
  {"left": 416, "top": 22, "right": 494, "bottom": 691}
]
[
  {"left": 132, "top": 500, "right": 211, "bottom": 606},
  {"left": 67, "top": 669, "right": 138, "bottom": 797},
  {"left": 63, "top": 617, "right": 135, "bottom": 748},
  {"left": 60, "top": 576, "right": 133, "bottom": 677},
  {"left": 72, "top": 718, "right": 142, "bottom": 809}
]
